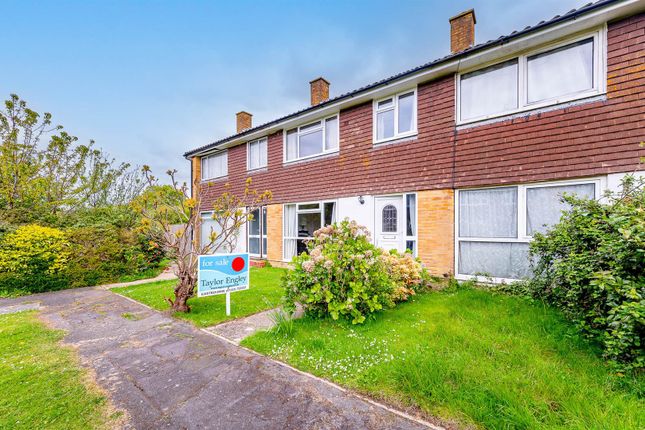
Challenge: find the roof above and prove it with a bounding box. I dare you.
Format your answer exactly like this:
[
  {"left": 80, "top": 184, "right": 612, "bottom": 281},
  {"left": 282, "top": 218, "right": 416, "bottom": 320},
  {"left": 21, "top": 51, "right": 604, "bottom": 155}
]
[{"left": 184, "top": 0, "right": 622, "bottom": 158}]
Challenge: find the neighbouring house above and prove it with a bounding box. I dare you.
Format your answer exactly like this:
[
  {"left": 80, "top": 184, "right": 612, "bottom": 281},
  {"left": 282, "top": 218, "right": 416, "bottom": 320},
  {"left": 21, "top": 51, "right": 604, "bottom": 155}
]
[{"left": 184, "top": 0, "right": 644, "bottom": 282}]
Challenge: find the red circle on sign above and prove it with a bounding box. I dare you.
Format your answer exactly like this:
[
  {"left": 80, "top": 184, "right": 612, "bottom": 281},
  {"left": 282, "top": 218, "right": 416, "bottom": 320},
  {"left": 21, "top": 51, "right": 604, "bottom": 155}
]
[{"left": 232, "top": 257, "right": 245, "bottom": 272}]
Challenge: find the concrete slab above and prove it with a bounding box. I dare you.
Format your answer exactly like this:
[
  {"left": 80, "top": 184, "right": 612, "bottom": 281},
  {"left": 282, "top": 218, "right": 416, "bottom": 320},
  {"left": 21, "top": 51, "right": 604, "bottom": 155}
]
[{"left": 0, "top": 288, "right": 438, "bottom": 430}]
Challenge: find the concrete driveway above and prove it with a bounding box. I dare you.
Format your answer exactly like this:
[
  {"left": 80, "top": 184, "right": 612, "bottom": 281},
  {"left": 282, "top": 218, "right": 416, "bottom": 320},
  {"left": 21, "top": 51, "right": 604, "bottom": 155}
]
[{"left": 0, "top": 288, "right": 434, "bottom": 430}]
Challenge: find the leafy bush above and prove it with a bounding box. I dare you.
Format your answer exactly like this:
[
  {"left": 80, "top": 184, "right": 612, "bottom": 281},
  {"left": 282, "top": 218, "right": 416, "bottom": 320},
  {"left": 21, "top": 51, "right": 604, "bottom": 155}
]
[
  {"left": 283, "top": 219, "right": 429, "bottom": 324},
  {"left": 528, "top": 176, "right": 644, "bottom": 372},
  {"left": 0, "top": 225, "right": 70, "bottom": 294}
]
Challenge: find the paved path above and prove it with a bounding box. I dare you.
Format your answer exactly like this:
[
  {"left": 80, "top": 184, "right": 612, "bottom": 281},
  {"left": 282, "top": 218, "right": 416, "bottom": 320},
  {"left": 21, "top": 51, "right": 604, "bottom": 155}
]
[{"left": 0, "top": 288, "right": 434, "bottom": 430}]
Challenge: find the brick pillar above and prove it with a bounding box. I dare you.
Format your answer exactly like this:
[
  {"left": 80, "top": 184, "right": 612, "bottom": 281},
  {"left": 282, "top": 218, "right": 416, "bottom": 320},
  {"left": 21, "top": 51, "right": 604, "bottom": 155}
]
[
  {"left": 449, "top": 9, "right": 476, "bottom": 53},
  {"left": 417, "top": 189, "right": 454, "bottom": 276},
  {"left": 266, "top": 204, "right": 283, "bottom": 263},
  {"left": 310, "top": 77, "right": 330, "bottom": 105}
]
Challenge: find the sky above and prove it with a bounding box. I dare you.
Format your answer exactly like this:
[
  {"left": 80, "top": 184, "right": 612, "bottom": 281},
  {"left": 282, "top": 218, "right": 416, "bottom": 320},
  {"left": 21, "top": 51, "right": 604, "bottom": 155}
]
[{"left": 1, "top": 0, "right": 583, "bottom": 184}]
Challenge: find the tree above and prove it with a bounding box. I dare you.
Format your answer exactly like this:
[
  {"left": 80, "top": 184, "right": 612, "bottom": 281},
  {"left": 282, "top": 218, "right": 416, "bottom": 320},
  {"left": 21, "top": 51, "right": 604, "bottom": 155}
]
[
  {"left": 134, "top": 167, "right": 271, "bottom": 312},
  {"left": 0, "top": 93, "right": 137, "bottom": 222}
]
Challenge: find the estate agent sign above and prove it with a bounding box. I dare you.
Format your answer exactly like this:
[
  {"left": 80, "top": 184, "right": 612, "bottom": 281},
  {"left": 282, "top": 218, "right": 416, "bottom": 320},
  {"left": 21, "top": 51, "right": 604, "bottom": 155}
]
[{"left": 197, "top": 253, "right": 250, "bottom": 315}]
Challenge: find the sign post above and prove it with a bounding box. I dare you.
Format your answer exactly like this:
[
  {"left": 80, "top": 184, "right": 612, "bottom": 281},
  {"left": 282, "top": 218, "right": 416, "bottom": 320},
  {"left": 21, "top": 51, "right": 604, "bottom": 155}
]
[{"left": 197, "top": 253, "right": 250, "bottom": 316}]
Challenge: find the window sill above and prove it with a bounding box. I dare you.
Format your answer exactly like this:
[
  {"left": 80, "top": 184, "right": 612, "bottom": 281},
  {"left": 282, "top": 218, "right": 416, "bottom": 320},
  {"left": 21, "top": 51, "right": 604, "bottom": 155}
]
[
  {"left": 372, "top": 133, "right": 418, "bottom": 148},
  {"left": 247, "top": 166, "right": 268, "bottom": 174},
  {"left": 201, "top": 175, "right": 228, "bottom": 183},
  {"left": 283, "top": 150, "right": 339, "bottom": 166},
  {"left": 457, "top": 93, "right": 606, "bottom": 129}
]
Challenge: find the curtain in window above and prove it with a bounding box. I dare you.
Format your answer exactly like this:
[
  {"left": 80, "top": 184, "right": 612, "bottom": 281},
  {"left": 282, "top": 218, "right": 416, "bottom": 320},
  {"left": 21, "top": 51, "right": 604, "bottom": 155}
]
[
  {"left": 406, "top": 194, "right": 416, "bottom": 236},
  {"left": 527, "top": 39, "right": 593, "bottom": 103},
  {"left": 460, "top": 60, "right": 518, "bottom": 120},
  {"left": 459, "top": 187, "right": 517, "bottom": 238},
  {"left": 283, "top": 204, "right": 297, "bottom": 260},
  {"left": 458, "top": 241, "right": 531, "bottom": 279},
  {"left": 526, "top": 183, "right": 595, "bottom": 235}
]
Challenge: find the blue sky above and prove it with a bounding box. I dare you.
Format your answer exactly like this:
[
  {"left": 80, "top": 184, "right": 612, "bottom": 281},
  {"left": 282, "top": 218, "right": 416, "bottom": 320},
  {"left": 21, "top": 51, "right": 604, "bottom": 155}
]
[{"left": 1, "top": 0, "right": 582, "bottom": 184}]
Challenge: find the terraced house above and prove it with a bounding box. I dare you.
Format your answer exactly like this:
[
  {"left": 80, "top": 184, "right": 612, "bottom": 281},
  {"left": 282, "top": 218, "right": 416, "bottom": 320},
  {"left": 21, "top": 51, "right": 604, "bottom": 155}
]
[{"left": 184, "top": 0, "right": 645, "bottom": 282}]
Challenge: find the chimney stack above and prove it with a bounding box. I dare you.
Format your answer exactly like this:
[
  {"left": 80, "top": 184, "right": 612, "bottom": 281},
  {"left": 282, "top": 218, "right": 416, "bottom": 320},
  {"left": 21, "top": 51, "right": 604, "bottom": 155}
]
[
  {"left": 236, "top": 111, "right": 252, "bottom": 133},
  {"left": 449, "top": 9, "right": 476, "bottom": 53},
  {"left": 310, "top": 77, "right": 330, "bottom": 105}
]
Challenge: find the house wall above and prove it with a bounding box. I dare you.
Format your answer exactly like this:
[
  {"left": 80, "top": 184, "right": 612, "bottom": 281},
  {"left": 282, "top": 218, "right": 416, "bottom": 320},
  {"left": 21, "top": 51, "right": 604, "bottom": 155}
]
[{"left": 194, "top": 13, "right": 644, "bottom": 272}]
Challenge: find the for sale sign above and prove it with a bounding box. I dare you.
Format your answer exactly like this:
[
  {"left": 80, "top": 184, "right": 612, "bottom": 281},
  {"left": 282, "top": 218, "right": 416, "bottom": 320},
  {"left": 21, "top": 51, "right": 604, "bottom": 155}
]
[{"left": 197, "top": 253, "right": 249, "bottom": 297}]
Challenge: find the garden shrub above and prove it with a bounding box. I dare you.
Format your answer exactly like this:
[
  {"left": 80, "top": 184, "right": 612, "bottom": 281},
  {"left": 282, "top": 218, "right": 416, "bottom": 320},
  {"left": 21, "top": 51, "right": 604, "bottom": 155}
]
[
  {"left": 0, "top": 225, "right": 70, "bottom": 294},
  {"left": 283, "top": 219, "right": 430, "bottom": 324},
  {"left": 528, "top": 175, "right": 644, "bottom": 372}
]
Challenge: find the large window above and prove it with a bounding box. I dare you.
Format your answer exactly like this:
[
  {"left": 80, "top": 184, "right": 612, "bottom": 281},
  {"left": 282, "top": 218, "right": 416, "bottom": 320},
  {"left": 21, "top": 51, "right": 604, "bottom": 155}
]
[
  {"left": 283, "top": 201, "right": 336, "bottom": 260},
  {"left": 201, "top": 151, "right": 228, "bottom": 180},
  {"left": 374, "top": 89, "right": 417, "bottom": 143},
  {"left": 284, "top": 115, "right": 339, "bottom": 162},
  {"left": 247, "top": 207, "right": 267, "bottom": 257},
  {"left": 456, "top": 180, "right": 598, "bottom": 281},
  {"left": 458, "top": 31, "right": 603, "bottom": 123},
  {"left": 247, "top": 138, "right": 268, "bottom": 171}
]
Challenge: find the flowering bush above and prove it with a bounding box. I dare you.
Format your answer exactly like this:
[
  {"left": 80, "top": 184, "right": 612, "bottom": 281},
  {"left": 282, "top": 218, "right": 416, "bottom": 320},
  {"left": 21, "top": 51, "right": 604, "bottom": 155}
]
[
  {"left": 283, "top": 219, "right": 430, "bottom": 324},
  {"left": 381, "top": 250, "right": 428, "bottom": 302}
]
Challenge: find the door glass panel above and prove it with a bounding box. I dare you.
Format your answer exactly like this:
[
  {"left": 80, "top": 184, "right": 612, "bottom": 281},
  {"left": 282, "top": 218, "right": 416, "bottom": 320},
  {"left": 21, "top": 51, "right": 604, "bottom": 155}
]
[
  {"left": 324, "top": 202, "right": 335, "bottom": 226},
  {"left": 249, "top": 209, "right": 260, "bottom": 235},
  {"left": 249, "top": 237, "right": 260, "bottom": 255},
  {"left": 382, "top": 205, "right": 397, "bottom": 233}
]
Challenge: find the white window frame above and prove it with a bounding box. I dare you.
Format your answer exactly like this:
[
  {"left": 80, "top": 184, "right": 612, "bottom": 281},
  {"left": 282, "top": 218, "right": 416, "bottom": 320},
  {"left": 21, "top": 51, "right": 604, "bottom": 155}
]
[
  {"left": 282, "top": 200, "right": 337, "bottom": 261},
  {"left": 246, "top": 137, "right": 268, "bottom": 171},
  {"left": 200, "top": 151, "right": 228, "bottom": 181},
  {"left": 247, "top": 206, "right": 267, "bottom": 258},
  {"left": 283, "top": 114, "right": 339, "bottom": 163},
  {"left": 373, "top": 88, "right": 418, "bottom": 144},
  {"left": 456, "top": 27, "right": 606, "bottom": 125},
  {"left": 454, "top": 177, "right": 604, "bottom": 283},
  {"left": 404, "top": 192, "right": 418, "bottom": 257}
]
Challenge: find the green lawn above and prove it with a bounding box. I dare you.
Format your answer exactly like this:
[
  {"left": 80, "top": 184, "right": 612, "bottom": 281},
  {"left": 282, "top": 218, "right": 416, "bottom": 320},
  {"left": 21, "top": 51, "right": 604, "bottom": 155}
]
[
  {"left": 0, "top": 311, "right": 120, "bottom": 429},
  {"left": 242, "top": 287, "right": 645, "bottom": 429},
  {"left": 113, "top": 266, "right": 286, "bottom": 327}
]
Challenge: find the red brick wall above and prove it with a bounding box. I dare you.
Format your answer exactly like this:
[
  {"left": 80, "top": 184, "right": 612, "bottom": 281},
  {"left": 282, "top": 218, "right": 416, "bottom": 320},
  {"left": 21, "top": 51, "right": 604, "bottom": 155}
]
[{"left": 200, "top": 14, "right": 644, "bottom": 206}]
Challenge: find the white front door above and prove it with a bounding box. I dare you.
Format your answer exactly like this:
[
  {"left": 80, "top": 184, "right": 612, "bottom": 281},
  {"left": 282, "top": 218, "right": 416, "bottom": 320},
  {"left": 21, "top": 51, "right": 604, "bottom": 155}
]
[{"left": 375, "top": 196, "right": 404, "bottom": 252}]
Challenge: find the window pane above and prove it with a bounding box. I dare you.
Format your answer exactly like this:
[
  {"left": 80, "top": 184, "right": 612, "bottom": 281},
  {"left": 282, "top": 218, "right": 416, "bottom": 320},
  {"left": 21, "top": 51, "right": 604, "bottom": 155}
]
[
  {"left": 300, "top": 121, "right": 322, "bottom": 131},
  {"left": 298, "top": 203, "right": 319, "bottom": 210},
  {"left": 262, "top": 207, "right": 267, "bottom": 234},
  {"left": 325, "top": 117, "right": 338, "bottom": 150},
  {"left": 398, "top": 93, "right": 414, "bottom": 133},
  {"left": 259, "top": 138, "right": 267, "bottom": 167},
  {"left": 249, "top": 142, "right": 259, "bottom": 169},
  {"left": 459, "top": 187, "right": 517, "bottom": 238},
  {"left": 377, "top": 109, "right": 394, "bottom": 140},
  {"left": 406, "top": 194, "right": 416, "bottom": 236},
  {"left": 324, "top": 202, "right": 335, "bottom": 226},
  {"left": 286, "top": 130, "right": 297, "bottom": 161},
  {"left": 382, "top": 205, "right": 397, "bottom": 232},
  {"left": 263, "top": 237, "right": 267, "bottom": 256},
  {"left": 459, "top": 241, "right": 530, "bottom": 279},
  {"left": 460, "top": 60, "right": 518, "bottom": 120},
  {"left": 378, "top": 98, "right": 393, "bottom": 109},
  {"left": 406, "top": 240, "right": 416, "bottom": 254},
  {"left": 527, "top": 39, "right": 593, "bottom": 104},
  {"left": 526, "top": 183, "right": 595, "bottom": 235},
  {"left": 249, "top": 237, "right": 260, "bottom": 255},
  {"left": 298, "top": 212, "right": 321, "bottom": 237},
  {"left": 299, "top": 129, "right": 323, "bottom": 158},
  {"left": 249, "top": 208, "right": 260, "bottom": 235}
]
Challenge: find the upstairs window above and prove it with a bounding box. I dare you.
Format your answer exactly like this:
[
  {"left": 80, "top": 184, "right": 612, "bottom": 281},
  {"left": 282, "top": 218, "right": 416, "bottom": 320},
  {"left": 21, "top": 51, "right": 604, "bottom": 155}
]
[
  {"left": 247, "top": 137, "right": 268, "bottom": 171},
  {"left": 374, "top": 89, "right": 417, "bottom": 143},
  {"left": 201, "top": 151, "right": 227, "bottom": 180},
  {"left": 458, "top": 31, "right": 602, "bottom": 123},
  {"left": 284, "top": 115, "right": 339, "bottom": 162}
]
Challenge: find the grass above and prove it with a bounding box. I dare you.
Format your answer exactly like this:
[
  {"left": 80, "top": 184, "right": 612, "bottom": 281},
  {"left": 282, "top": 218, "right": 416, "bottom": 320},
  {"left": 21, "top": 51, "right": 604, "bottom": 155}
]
[
  {"left": 0, "top": 311, "right": 120, "bottom": 429},
  {"left": 114, "top": 266, "right": 286, "bottom": 327},
  {"left": 242, "top": 287, "right": 645, "bottom": 429},
  {"left": 116, "top": 258, "right": 171, "bottom": 283}
]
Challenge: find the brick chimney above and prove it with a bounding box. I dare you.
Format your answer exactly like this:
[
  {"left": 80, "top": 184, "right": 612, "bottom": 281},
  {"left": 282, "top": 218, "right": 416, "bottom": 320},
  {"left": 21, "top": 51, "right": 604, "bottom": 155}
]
[
  {"left": 236, "top": 111, "right": 252, "bottom": 133},
  {"left": 449, "top": 9, "right": 476, "bottom": 53},
  {"left": 310, "top": 77, "right": 330, "bottom": 105}
]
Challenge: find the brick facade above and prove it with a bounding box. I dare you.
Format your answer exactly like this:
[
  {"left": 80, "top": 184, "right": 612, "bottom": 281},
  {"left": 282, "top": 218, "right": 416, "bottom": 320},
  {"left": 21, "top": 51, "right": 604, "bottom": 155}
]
[
  {"left": 417, "top": 189, "right": 454, "bottom": 275},
  {"left": 449, "top": 10, "right": 476, "bottom": 53},
  {"left": 193, "top": 13, "right": 644, "bottom": 271},
  {"left": 266, "top": 204, "right": 283, "bottom": 264}
]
